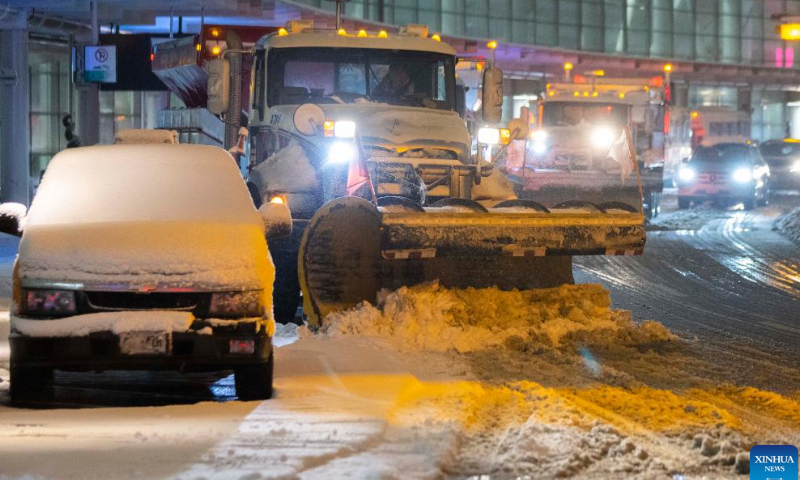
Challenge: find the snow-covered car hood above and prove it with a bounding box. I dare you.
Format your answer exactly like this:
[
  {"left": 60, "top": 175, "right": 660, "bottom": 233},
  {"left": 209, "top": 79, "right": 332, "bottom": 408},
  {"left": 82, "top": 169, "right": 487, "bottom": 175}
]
[
  {"left": 17, "top": 221, "right": 274, "bottom": 292},
  {"left": 277, "top": 104, "right": 471, "bottom": 159}
]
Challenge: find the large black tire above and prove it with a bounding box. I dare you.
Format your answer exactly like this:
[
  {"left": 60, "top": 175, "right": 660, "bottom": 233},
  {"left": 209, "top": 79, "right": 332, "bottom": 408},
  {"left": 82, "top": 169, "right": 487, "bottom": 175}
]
[
  {"left": 270, "top": 236, "right": 302, "bottom": 325},
  {"left": 234, "top": 352, "right": 274, "bottom": 401},
  {"left": 9, "top": 365, "right": 53, "bottom": 404},
  {"left": 273, "top": 266, "right": 301, "bottom": 325},
  {"left": 677, "top": 196, "right": 691, "bottom": 210}
]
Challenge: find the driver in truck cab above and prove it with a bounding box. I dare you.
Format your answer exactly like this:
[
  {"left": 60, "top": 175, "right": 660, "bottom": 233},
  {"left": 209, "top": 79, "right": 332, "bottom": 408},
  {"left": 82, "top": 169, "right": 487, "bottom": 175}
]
[{"left": 372, "top": 63, "right": 413, "bottom": 99}]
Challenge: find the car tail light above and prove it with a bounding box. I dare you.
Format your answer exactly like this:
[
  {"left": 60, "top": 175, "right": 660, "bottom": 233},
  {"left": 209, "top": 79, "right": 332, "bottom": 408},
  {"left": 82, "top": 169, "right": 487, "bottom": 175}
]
[
  {"left": 229, "top": 339, "right": 255, "bottom": 355},
  {"left": 209, "top": 291, "right": 264, "bottom": 317},
  {"left": 25, "top": 289, "right": 77, "bottom": 316}
]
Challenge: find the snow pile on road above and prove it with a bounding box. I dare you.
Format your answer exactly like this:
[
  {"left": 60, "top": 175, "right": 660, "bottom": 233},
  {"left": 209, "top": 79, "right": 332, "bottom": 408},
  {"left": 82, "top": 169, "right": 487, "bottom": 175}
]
[
  {"left": 309, "top": 283, "right": 673, "bottom": 353},
  {"left": 647, "top": 206, "right": 727, "bottom": 231},
  {"left": 776, "top": 206, "right": 800, "bottom": 244}
]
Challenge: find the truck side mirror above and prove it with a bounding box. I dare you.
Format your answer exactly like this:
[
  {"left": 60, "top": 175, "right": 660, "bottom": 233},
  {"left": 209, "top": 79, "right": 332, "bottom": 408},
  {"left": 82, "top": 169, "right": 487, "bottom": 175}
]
[
  {"left": 481, "top": 66, "right": 503, "bottom": 123},
  {"left": 455, "top": 84, "right": 467, "bottom": 118},
  {"left": 207, "top": 58, "right": 231, "bottom": 115}
]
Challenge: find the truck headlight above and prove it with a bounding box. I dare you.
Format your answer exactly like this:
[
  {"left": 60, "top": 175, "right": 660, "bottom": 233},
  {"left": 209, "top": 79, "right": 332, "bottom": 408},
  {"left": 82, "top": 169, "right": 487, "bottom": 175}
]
[
  {"left": 478, "top": 127, "right": 501, "bottom": 145},
  {"left": 323, "top": 120, "right": 356, "bottom": 138},
  {"left": 732, "top": 167, "right": 753, "bottom": 183},
  {"left": 678, "top": 166, "right": 695, "bottom": 182},
  {"left": 209, "top": 291, "right": 264, "bottom": 317},
  {"left": 590, "top": 126, "right": 615, "bottom": 149},
  {"left": 24, "top": 289, "right": 77, "bottom": 316},
  {"left": 531, "top": 130, "right": 547, "bottom": 154},
  {"left": 327, "top": 141, "right": 357, "bottom": 164}
]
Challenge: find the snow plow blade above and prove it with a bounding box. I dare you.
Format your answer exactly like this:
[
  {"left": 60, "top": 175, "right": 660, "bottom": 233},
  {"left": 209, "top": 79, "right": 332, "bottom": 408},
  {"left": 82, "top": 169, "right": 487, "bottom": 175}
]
[{"left": 299, "top": 197, "right": 645, "bottom": 326}]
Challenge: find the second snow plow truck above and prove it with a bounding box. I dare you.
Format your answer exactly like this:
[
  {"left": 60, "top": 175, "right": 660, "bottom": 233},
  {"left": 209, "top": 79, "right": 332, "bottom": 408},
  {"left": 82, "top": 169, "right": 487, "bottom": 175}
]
[{"left": 153, "top": 21, "right": 646, "bottom": 326}]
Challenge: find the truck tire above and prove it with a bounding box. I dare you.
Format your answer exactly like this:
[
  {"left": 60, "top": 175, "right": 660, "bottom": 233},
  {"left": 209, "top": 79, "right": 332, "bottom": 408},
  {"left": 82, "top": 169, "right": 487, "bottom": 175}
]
[
  {"left": 677, "top": 197, "right": 691, "bottom": 209},
  {"left": 273, "top": 273, "right": 301, "bottom": 325},
  {"left": 235, "top": 352, "right": 274, "bottom": 401},
  {"left": 270, "top": 237, "right": 303, "bottom": 325},
  {"left": 9, "top": 365, "right": 53, "bottom": 404}
]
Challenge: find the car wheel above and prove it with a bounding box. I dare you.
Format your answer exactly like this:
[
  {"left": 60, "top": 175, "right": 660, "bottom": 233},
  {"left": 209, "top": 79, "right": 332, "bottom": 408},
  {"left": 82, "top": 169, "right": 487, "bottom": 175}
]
[
  {"left": 677, "top": 197, "right": 691, "bottom": 209},
  {"left": 9, "top": 365, "right": 53, "bottom": 404},
  {"left": 235, "top": 352, "right": 274, "bottom": 401}
]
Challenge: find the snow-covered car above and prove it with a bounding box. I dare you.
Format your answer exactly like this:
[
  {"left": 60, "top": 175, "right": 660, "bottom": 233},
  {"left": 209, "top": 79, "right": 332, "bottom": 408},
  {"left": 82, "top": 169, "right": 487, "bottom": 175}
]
[
  {"left": 759, "top": 139, "right": 800, "bottom": 192},
  {"left": 676, "top": 142, "right": 770, "bottom": 210},
  {"left": 1, "top": 144, "right": 291, "bottom": 403}
]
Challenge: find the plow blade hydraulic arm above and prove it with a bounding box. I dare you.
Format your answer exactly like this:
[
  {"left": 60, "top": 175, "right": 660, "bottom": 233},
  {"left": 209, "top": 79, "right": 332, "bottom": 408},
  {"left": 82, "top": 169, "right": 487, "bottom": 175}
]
[{"left": 298, "top": 197, "right": 645, "bottom": 326}]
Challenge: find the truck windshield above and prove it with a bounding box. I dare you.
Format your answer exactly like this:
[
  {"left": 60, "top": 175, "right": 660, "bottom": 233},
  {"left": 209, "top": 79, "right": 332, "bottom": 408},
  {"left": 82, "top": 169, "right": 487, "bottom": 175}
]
[
  {"left": 542, "top": 102, "right": 629, "bottom": 127},
  {"left": 267, "top": 47, "right": 455, "bottom": 111}
]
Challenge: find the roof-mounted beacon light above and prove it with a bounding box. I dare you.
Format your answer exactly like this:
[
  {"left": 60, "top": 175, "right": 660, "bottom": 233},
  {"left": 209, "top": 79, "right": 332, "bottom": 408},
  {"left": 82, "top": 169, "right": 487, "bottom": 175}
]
[{"left": 400, "top": 24, "right": 429, "bottom": 37}]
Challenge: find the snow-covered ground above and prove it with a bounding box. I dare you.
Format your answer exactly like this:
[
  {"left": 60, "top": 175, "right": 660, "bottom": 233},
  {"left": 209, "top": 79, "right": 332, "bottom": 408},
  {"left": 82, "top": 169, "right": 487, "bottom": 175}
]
[
  {"left": 776, "top": 205, "right": 800, "bottom": 244},
  {"left": 1, "top": 218, "right": 800, "bottom": 479}
]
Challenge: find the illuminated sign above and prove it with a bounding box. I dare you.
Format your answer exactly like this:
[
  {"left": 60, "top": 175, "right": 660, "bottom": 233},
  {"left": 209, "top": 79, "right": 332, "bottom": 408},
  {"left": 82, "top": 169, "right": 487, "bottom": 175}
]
[{"left": 84, "top": 45, "right": 117, "bottom": 83}]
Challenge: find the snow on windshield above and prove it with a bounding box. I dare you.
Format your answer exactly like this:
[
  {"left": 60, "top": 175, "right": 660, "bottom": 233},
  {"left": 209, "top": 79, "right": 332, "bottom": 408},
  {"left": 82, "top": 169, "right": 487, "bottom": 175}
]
[{"left": 27, "top": 144, "right": 258, "bottom": 227}]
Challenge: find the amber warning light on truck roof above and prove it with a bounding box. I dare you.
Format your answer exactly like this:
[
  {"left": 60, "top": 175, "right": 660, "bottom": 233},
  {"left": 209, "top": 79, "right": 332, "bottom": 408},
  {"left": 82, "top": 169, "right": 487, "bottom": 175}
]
[{"left": 781, "top": 23, "right": 800, "bottom": 40}]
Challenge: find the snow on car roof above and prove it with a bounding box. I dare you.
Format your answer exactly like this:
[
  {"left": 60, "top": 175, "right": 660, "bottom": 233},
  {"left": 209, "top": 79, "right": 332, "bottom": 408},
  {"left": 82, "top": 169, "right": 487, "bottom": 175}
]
[
  {"left": 27, "top": 144, "right": 259, "bottom": 227},
  {"left": 261, "top": 31, "right": 456, "bottom": 56}
]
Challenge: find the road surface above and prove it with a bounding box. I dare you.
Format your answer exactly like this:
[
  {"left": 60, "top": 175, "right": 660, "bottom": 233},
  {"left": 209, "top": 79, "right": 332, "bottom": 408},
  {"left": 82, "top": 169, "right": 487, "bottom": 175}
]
[{"left": 576, "top": 194, "right": 800, "bottom": 391}]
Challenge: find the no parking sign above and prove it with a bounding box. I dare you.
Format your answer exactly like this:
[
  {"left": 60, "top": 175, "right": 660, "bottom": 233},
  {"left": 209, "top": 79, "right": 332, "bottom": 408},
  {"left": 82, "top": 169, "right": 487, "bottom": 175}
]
[{"left": 84, "top": 45, "right": 117, "bottom": 83}]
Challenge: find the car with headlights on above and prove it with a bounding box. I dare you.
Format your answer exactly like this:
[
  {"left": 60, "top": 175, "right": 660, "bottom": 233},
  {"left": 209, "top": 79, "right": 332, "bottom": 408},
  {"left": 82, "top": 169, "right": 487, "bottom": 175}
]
[
  {"left": 1, "top": 143, "right": 291, "bottom": 404},
  {"left": 676, "top": 142, "right": 770, "bottom": 210},
  {"left": 758, "top": 139, "right": 800, "bottom": 192}
]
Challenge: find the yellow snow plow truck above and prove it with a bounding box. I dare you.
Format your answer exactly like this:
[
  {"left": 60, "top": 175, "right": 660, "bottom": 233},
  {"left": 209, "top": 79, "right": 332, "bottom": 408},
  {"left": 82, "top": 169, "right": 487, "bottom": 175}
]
[{"left": 152, "top": 21, "right": 646, "bottom": 326}]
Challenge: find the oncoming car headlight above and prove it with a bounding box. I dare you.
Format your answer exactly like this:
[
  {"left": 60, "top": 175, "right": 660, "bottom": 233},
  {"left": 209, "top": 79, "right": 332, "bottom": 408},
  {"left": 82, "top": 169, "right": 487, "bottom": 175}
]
[
  {"left": 791, "top": 160, "right": 800, "bottom": 173},
  {"left": 209, "top": 291, "right": 264, "bottom": 317},
  {"left": 24, "top": 289, "right": 77, "bottom": 316},
  {"left": 732, "top": 167, "right": 753, "bottom": 183},
  {"left": 327, "top": 141, "right": 357, "bottom": 164},
  {"left": 678, "top": 166, "right": 695, "bottom": 182},
  {"left": 590, "top": 126, "right": 616, "bottom": 149}
]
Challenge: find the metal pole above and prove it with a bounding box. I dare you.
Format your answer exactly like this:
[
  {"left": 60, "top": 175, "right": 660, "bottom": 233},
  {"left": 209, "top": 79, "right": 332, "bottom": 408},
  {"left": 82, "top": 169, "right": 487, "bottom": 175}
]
[
  {"left": 0, "top": 28, "right": 31, "bottom": 206},
  {"left": 336, "top": 0, "right": 344, "bottom": 30}
]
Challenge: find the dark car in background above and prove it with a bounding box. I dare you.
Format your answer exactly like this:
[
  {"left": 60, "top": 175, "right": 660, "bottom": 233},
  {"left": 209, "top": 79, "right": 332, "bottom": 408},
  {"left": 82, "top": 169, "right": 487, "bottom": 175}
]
[
  {"left": 759, "top": 139, "right": 800, "bottom": 192},
  {"left": 676, "top": 142, "right": 770, "bottom": 210}
]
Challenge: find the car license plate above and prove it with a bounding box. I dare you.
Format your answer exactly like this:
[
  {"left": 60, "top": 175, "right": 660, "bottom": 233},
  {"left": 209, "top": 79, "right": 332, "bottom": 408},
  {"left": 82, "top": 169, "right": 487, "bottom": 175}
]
[{"left": 119, "top": 332, "right": 170, "bottom": 355}]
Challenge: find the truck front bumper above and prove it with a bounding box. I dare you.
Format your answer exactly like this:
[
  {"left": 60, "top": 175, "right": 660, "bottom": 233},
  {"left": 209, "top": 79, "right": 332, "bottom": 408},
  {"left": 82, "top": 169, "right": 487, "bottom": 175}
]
[{"left": 10, "top": 331, "right": 272, "bottom": 372}]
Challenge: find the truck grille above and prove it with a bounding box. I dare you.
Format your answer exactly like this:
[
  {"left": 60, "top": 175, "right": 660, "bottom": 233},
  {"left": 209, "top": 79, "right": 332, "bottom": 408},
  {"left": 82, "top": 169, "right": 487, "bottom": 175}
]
[{"left": 83, "top": 291, "right": 209, "bottom": 313}]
